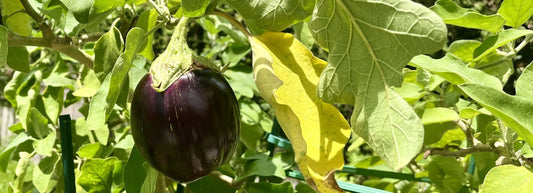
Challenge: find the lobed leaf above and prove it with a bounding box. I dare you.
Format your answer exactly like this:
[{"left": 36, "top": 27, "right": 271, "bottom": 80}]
[
  {"left": 430, "top": 0, "right": 505, "bottom": 33},
  {"left": 498, "top": 0, "right": 533, "bottom": 28},
  {"left": 250, "top": 31, "right": 350, "bottom": 192},
  {"left": 459, "top": 84, "right": 533, "bottom": 146}
]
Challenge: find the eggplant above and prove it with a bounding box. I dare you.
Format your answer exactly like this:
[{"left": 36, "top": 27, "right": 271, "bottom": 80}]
[{"left": 130, "top": 17, "right": 240, "bottom": 183}]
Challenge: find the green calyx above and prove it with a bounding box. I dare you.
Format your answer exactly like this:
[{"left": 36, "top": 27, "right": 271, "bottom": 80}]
[{"left": 149, "top": 17, "right": 193, "bottom": 92}]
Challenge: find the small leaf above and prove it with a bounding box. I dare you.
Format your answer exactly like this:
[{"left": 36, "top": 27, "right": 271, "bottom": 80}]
[
  {"left": 498, "top": 0, "right": 533, "bottom": 28},
  {"left": 421, "top": 108, "right": 459, "bottom": 125},
  {"left": 78, "top": 157, "right": 118, "bottom": 193},
  {"left": 473, "top": 29, "right": 533, "bottom": 61},
  {"left": 1, "top": 0, "right": 32, "bottom": 36},
  {"left": 480, "top": 165, "right": 533, "bottom": 193},
  {"left": 0, "top": 133, "right": 33, "bottom": 172},
  {"left": 93, "top": 0, "right": 125, "bottom": 13},
  {"left": 42, "top": 86, "right": 65, "bottom": 124},
  {"left": 224, "top": 65, "right": 258, "bottom": 99},
  {"left": 410, "top": 54, "right": 502, "bottom": 89},
  {"left": 188, "top": 175, "right": 237, "bottom": 193},
  {"left": 73, "top": 69, "right": 101, "bottom": 97},
  {"left": 182, "top": 0, "right": 211, "bottom": 17},
  {"left": 33, "top": 131, "right": 56, "bottom": 157},
  {"left": 28, "top": 108, "right": 51, "bottom": 139},
  {"left": 77, "top": 143, "right": 114, "bottom": 158},
  {"left": 430, "top": 0, "right": 505, "bottom": 33},
  {"left": 32, "top": 151, "right": 60, "bottom": 193},
  {"left": 7, "top": 46, "right": 30, "bottom": 73},
  {"left": 459, "top": 84, "right": 533, "bottom": 146},
  {"left": 135, "top": 10, "right": 158, "bottom": 60},
  {"left": 448, "top": 40, "right": 481, "bottom": 62},
  {"left": 251, "top": 32, "right": 350, "bottom": 192},
  {"left": 225, "top": 0, "right": 314, "bottom": 32},
  {"left": 62, "top": 0, "right": 94, "bottom": 23},
  {"left": 0, "top": 26, "right": 8, "bottom": 66},
  {"left": 94, "top": 26, "right": 124, "bottom": 81},
  {"left": 238, "top": 153, "right": 291, "bottom": 180},
  {"left": 425, "top": 156, "right": 465, "bottom": 193},
  {"left": 516, "top": 61, "right": 533, "bottom": 98}
]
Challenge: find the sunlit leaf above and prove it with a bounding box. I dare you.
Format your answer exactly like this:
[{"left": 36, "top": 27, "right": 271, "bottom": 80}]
[
  {"left": 0, "top": 26, "right": 8, "bottom": 66},
  {"left": 0, "top": 0, "right": 32, "bottom": 36},
  {"left": 251, "top": 31, "right": 350, "bottom": 192},
  {"left": 182, "top": 0, "right": 211, "bottom": 17},
  {"left": 33, "top": 131, "right": 56, "bottom": 157},
  {"left": 32, "top": 151, "right": 60, "bottom": 193},
  {"left": 430, "top": 0, "right": 505, "bottom": 33},
  {"left": 473, "top": 29, "right": 533, "bottom": 62},
  {"left": 135, "top": 10, "right": 158, "bottom": 60},
  {"left": 498, "top": 0, "right": 533, "bottom": 28},
  {"left": 93, "top": 0, "right": 125, "bottom": 13},
  {"left": 94, "top": 26, "right": 124, "bottom": 81},
  {"left": 421, "top": 107, "right": 459, "bottom": 125},
  {"left": 481, "top": 165, "right": 533, "bottom": 193},
  {"left": 78, "top": 157, "right": 118, "bottom": 193},
  {"left": 516, "top": 61, "right": 533, "bottom": 98},
  {"left": 459, "top": 84, "right": 533, "bottom": 146}
]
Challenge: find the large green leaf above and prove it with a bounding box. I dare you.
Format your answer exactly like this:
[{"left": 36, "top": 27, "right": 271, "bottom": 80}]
[
  {"left": 459, "top": 84, "right": 533, "bottom": 146},
  {"left": 498, "top": 0, "right": 533, "bottom": 28},
  {"left": 410, "top": 54, "right": 502, "bottom": 90},
  {"left": 225, "top": 0, "right": 314, "bottom": 32},
  {"left": 0, "top": 26, "right": 7, "bottom": 66},
  {"left": 309, "top": 0, "right": 446, "bottom": 169},
  {"left": 473, "top": 29, "right": 533, "bottom": 62},
  {"left": 480, "top": 165, "right": 533, "bottom": 193},
  {"left": 86, "top": 27, "right": 145, "bottom": 144},
  {"left": 430, "top": 0, "right": 505, "bottom": 33},
  {"left": 516, "top": 62, "right": 533, "bottom": 98},
  {"left": 78, "top": 157, "right": 118, "bottom": 193}
]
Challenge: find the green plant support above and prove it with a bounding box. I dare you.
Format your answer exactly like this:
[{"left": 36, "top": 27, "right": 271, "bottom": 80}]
[{"left": 59, "top": 115, "right": 76, "bottom": 193}]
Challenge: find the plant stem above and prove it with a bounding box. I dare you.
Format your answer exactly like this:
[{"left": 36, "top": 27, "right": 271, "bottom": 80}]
[
  {"left": 427, "top": 144, "right": 494, "bottom": 157},
  {"left": 212, "top": 9, "right": 251, "bottom": 37}
]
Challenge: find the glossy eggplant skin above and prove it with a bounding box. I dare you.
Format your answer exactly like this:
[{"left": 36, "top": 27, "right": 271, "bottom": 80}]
[{"left": 130, "top": 69, "right": 240, "bottom": 183}]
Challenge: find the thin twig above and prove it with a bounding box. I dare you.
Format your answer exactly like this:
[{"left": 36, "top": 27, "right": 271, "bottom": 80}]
[
  {"left": 426, "top": 144, "right": 495, "bottom": 157},
  {"left": 19, "top": 0, "right": 53, "bottom": 37},
  {"left": 212, "top": 9, "right": 251, "bottom": 37}
]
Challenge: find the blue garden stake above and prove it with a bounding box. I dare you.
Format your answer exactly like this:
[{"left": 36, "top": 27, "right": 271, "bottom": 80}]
[{"left": 59, "top": 115, "right": 76, "bottom": 193}]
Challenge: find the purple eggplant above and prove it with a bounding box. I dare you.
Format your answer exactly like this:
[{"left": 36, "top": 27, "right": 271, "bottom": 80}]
[{"left": 130, "top": 66, "right": 240, "bottom": 183}]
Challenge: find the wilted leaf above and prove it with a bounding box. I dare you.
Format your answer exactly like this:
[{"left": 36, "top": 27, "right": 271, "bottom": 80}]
[{"left": 251, "top": 31, "right": 350, "bottom": 192}]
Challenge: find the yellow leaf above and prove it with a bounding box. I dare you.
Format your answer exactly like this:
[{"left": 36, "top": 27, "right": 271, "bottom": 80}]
[{"left": 250, "top": 31, "right": 350, "bottom": 193}]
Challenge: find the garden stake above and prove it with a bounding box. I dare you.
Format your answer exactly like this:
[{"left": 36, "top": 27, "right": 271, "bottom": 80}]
[{"left": 59, "top": 115, "right": 76, "bottom": 193}]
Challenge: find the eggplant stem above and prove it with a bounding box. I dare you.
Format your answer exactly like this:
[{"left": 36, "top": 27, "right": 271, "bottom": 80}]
[{"left": 212, "top": 9, "right": 251, "bottom": 37}]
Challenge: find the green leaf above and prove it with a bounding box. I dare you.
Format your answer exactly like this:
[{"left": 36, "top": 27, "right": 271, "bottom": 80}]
[
  {"left": 481, "top": 165, "right": 533, "bottom": 193},
  {"left": 32, "top": 151, "right": 60, "bottom": 193},
  {"left": 448, "top": 40, "right": 481, "bottom": 62},
  {"left": 7, "top": 46, "right": 30, "bottom": 73},
  {"left": 73, "top": 69, "right": 101, "bottom": 97},
  {"left": 225, "top": 0, "right": 315, "bottom": 32},
  {"left": 94, "top": 26, "right": 124, "bottom": 81},
  {"left": 351, "top": 88, "right": 424, "bottom": 170},
  {"left": 135, "top": 10, "right": 158, "bottom": 60},
  {"left": 182, "top": 0, "right": 211, "bottom": 17},
  {"left": 16, "top": 88, "right": 38, "bottom": 130},
  {"left": 0, "top": 0, "right": 32, "bottom": 36},
  {"left": 392, "top": 82, "right": 425, "bottom": 104},
  {"left": 224, "top": 65, "right": 258, "bottom": 99},
  {"left": 61, "top": 0, "right": 94, "bottom": 23},
  {"left": 459, "top": 84, "right": 533, "bottom": 146},
  {"left": 77, "top": 143, "right": 114, "bottom": 158},
  {"left": 516, "top": 61, "right": 533, "bottom": 98},
  {"left": 78, "top": 157, "right": 118, "bottom": 193},
  {"left": 421, "top": 107, "right": 459, "bottom": 125},
  {"left": 309, "top": 0, "right": 446, "bottom": 170},
  {"left": 425, "top": 156, "right": 465, "bottom": 193},
  {"left": 424, "top": 122, "right": 457, "bottom": 145},
  {"left": 188, "top": 175, "right": 237, "bottom": 193},
  {"left": 473, "top": 29, "right": 533, "bottom": 62},
  {"left": 430, "top": 0, "right": 505, "bottom": 33},
  {"left": 140, "top": 163, "right": 157, "bottom": 193},
  {"left": 0, "top": 133, "right": 33, "bottom": 172},
  {"left": 0, "top": 26, "right": 8, "bottom": 66},
  {"left": 42, "top": 86, "right": 65, "bottom": 124},
  {"left": 93, "top": 0, "right": 125, "bottom": 13},
  {"left": 28, "top": 108, "right": 51, "bottom": 139},
  {"left": 124, "top": 146, "right": 146, "bottom": 193},
  {"left": 33, "top": 131, "right": 56, "bottom": 157},
  {"left": 87, "top": 27, "right": 145, "bottom": 144},
  {"left": 237, "top": 152, "right": 292, "bottom": 181},
  {"left": 246, "top": 182, "right": 295, "bottom": 193},
  {"left": 410, "top": 54, "right": 502, "bottom": 90},
  {"left": 498, "top": 0, "right": 533, "bottom": 28}
]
